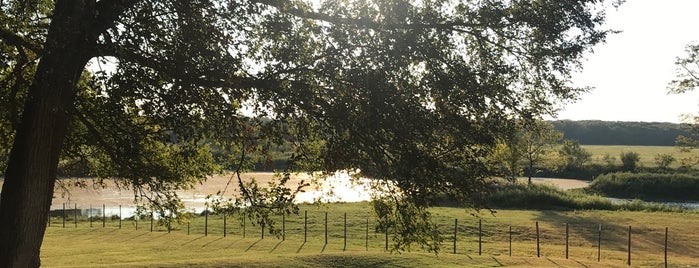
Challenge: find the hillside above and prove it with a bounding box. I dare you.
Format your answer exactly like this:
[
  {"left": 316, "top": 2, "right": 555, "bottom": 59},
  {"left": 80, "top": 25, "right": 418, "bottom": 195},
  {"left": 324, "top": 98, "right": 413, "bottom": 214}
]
[{"left": 551, "top": 120, "right": 692, "bottom": 146}]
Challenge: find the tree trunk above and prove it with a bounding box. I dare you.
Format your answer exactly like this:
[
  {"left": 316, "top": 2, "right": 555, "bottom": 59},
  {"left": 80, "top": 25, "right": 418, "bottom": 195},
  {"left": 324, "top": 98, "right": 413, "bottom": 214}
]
[
  {"left": 528, "top": 159, "right": 533, "bottom": 185},
  {"left": 0, "top": 1, "right": 97, "bottom": 266}
]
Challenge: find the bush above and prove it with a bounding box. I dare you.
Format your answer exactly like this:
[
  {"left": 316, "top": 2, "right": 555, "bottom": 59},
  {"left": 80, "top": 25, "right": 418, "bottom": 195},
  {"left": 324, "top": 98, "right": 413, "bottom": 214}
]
[
  {"left": 484, "top": 182, "right": 683, "bottom": 212},
  {"left": 620, "top": 151, "right": 640, "bottom": 171},
  {"left": 486, "top": 183, "right": 612, "bottom": 210},
  {"left": 588, "top": 172, "right": 699, "bottom": 201}
]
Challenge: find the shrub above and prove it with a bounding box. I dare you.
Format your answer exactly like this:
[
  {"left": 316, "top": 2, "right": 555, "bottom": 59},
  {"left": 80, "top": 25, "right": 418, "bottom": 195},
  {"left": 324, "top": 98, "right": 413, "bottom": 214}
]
[
  {"left": 620, "top": 151, "right": 640, "bottom": 171},
  {"left": 487, "top": 183, "right": 611, "bottom": 210},
  {"left": 485, "top": 182, "right": 683, "bottom": 212},
  {"left": 588, "top": 172, "right": 699, "bottom": 201},
  {"left": 654, "top": 153, "right": 676, "bottom": 169}
]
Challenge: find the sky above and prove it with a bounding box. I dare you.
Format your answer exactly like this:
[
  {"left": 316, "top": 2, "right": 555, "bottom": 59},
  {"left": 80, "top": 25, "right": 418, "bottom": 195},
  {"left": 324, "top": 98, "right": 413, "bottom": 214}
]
[{"left": 554, "top": 0, "right": 699, "bottom": 123}]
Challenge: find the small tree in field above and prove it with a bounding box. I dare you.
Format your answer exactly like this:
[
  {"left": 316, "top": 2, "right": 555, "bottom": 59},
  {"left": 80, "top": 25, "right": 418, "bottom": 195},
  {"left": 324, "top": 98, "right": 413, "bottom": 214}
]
[
  {"left": 521, "top": 120, "right": 563, "bottom": 184},
  {"left": 654, "top": 153, "right": 675, "bottom": 170},
  {"left": 492, "top": 140, "right": 523, "bottom": 184},
  {"left": 559, "top": 139, "right": 591, "bottom": 170},
  {"left": 602, "top": 153, "right": 617, "bottom": 169},
  {"left": 620, "top": 151, "right": 641, "bottom": 172},
  {"left": 491, "top": 119, "right": 562, "bottom": 184}
]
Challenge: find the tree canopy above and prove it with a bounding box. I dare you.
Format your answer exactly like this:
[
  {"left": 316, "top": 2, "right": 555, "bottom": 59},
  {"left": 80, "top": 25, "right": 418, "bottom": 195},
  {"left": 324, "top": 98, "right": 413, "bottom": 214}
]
[{"left": 0, "top": 0, "right": 615, "bottom": 266}]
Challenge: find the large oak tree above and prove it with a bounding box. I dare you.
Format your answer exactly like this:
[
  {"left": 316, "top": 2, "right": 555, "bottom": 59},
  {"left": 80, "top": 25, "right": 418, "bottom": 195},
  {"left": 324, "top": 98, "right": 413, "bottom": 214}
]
[{"left": 0, "top": 0, "right": 614, "bottom": 266}]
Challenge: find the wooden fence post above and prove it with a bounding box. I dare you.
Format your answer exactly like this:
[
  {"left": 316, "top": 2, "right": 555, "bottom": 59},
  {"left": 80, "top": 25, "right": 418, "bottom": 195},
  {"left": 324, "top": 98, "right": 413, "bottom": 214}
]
[
  {"left": 509, "top": 225, "right": 512, "bottom": 257},
  {"left": 453, "top": 218, "right": 457, "bottom": 254},
  {"left": 224, "top": 213, "right": 227, "bottom": 237},
  {"left": 343, "top": 212, "right": 347, "bottom": 251},
  {"left": 150, "top": 212, "right": 153, "bottom": 232},
  {"left": 187, "top": 221, "right": 190, "bottom": 235},
  {"left": 62, "top": 203, "right": 66, "bottom": 228},
  {"left": 597, "top": 224, "right": 601, "bottom": 262},
  {"left": 102, "top": 204, "right": 105, "bottom": 228},
  {"left": 89, "top": 204, "right": 93, "bottom": 228},
  {"left": 365, "top": 217, "right": 369, "bottom": 251},
  {"left": 119, "top": 205, "right": 122, "bottom": 229},
  {"left": 385, "top": 226, "right": 389, "bottom": 251},
  {"left": 303, "top": 210, "right": 307, "bottom": 242},
  {"left": 478, "top": 219, "right": 482, "bottom": 256},
  {"left": 261, "top": 221, "right": 265, "bottom": 239},
  {"left": 536, "top": 221, "right": 541, "bottom": 258},
  {"left": 324, "top": 212, "right": 328, "bottom": 245},
  {"left": 565, "top": 222, "right": 569, "bottom": 259},
  {"left": 74, "top": 203, "right": 78, "bottom": 228},
  {"left": 243, "top": 212, "right": 246, "bottom": 238},
  {"left": 665, "top": 227, "right": 668, "bottom": 268},
  {"left": 204, "top": 206, "right": 209, "bottom": 236},
  {"left": 627, "top": 225, "right": 631, "bottom": 266}
]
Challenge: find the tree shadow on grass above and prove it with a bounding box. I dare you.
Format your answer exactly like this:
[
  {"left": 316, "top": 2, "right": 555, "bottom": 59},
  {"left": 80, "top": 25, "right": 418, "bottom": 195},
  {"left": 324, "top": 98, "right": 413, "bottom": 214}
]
[
  {"left": 530, "top": 210, "right": 631, "bottom": 252},
  {"left": 299, "top": 254, "right": 407, "bottom": 268}
]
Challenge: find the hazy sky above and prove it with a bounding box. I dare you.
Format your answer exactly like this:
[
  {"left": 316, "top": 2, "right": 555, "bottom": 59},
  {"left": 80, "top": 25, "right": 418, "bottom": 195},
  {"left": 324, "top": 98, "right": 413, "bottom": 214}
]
[{"left": 554, "top": 0, "right": 699, "bottom": 123}]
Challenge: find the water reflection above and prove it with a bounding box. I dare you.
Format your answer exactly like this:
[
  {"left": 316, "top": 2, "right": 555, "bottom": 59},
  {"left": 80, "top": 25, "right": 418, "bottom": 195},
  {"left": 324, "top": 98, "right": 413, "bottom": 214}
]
[
  {"left": 50, "top": 172, "right": 388, "bottom": 219},
  {"left": 608, "top": 198, "right": 699, "bottom": 210}
]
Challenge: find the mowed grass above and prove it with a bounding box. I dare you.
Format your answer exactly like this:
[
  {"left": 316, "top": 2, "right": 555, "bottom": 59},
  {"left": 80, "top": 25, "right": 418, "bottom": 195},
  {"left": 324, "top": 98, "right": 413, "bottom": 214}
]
[
  {"left": 42, "top": 202, "right": 699, "bottom": 267},
  {"left": 582, "top": 145, "right": 696, "bottom": 168}
]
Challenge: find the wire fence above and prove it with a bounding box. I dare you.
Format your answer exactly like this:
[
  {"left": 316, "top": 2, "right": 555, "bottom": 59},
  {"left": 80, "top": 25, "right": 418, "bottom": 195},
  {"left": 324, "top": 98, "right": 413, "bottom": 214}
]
[{"left": 49, "top": 203, "right": 679, "bottom": 267}]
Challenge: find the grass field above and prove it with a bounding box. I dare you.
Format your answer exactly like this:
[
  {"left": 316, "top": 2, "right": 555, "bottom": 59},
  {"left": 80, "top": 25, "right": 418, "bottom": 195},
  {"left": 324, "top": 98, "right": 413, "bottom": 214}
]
[
  {"left": 42, "top": 202, "right": 699, "bottom": 267},
  {"left": 582, "top": 145, "right": 695, "bottom": 168}
]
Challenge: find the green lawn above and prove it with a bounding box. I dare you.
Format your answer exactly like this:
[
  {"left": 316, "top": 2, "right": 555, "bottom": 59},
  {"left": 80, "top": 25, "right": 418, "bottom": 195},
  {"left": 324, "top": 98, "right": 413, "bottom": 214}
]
[
  {"left": 582, "top": 145, "right": 695, "bottom": 168},
  {"left": 42, "top": 202, "right": 699, "bottom": 267}
]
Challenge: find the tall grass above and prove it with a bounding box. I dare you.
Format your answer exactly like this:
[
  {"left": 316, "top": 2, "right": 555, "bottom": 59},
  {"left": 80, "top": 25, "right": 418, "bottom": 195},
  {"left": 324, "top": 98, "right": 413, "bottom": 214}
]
[{"left": 486, "top": 182, "right": 685, "bottom": 212}]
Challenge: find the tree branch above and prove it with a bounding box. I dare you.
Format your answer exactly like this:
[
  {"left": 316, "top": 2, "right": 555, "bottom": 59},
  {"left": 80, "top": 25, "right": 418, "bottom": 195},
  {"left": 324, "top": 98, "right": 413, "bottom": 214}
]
[
  {"left": 253, "top": 0, "right": 482, "bottom": 31},
  {"left": 0, "top": 27, "right": 42, "bottom": 54},
  {"left": 92, "top": 0, "right": 140, "bottom": 35}
]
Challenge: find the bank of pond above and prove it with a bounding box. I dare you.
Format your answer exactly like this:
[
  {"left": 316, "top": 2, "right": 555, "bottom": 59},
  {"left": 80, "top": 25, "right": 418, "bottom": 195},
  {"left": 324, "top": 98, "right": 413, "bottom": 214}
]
[{"left": 484, "top": 171, "right": 699, "bottom": 212}]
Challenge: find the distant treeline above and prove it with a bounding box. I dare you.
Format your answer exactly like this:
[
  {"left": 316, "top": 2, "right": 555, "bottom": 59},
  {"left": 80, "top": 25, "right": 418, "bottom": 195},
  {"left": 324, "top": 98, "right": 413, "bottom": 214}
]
[{"left": 551, "top": 120, "right": 692, "bottom": 146}]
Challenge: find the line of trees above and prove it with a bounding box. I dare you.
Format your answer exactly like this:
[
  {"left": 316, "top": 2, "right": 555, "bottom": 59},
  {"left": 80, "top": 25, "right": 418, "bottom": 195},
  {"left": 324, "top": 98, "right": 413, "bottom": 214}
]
[{"left": 551, "top": 120, "right": 692, "bottom": 146}]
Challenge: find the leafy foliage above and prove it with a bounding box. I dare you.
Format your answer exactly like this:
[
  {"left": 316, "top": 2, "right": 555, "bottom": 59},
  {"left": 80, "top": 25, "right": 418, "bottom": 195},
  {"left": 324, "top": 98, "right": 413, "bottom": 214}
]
[
  {"left": 668, "top": 43, "right": 699, "bottom": 171},
  {"left": 559, "top": 139, "right": 591, "bottom": 170},
  {"left": 668, "top": 43, "right": 699, "bottom": 94},
  {"left": 491, "top": 119, "right": 562, "bottom": 183},
  {"left": 619, "top": 151, "right": 640, "bottom": 172},
  {"left": 0, "top": 0, "right": 616, "bottom": 255},
  {"left": 590, "top": 172, "right": 699, "bottom": 201},
  {"left": 654, "top": 153, "right": 675, "bottom": 170},
  {"left": 521, "top": 120, "right": 563, "bottom": 181}
]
